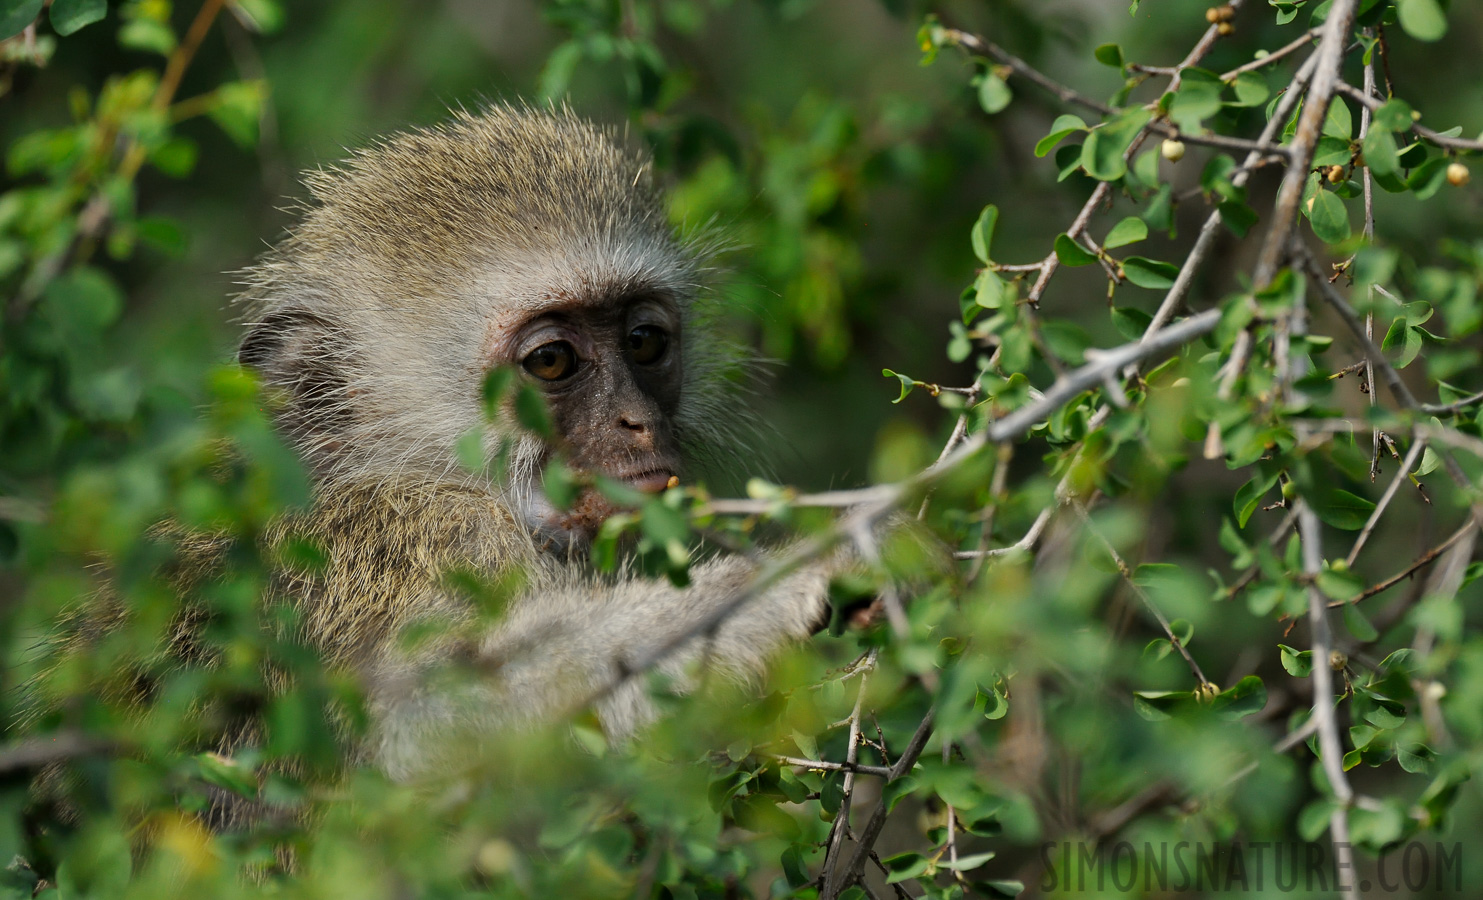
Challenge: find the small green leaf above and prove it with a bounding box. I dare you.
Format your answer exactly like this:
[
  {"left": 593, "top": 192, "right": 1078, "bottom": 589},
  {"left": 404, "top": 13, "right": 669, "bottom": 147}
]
[
  {"left": 1213, "top": 675, "right": 1267, "bottom": 719},
  {"left": 1342, "top": 602, "right": 1380, "bottom": 641},
  {"left": 1034, "top": 114, "right": 1088, "bottom": 157},
  {"left": 1133, "top": 690, "right": 1189, "bottom": 721},
  {"left": 1397, "top": 0, "right": 1448, "bottom": 41},
  {"left": 0, "top": 0, "right": 42, "bottom": 40},
  {"left": 1121, "top": 256, "right": 1180, "bottom": 289},
  {"left": 118, "top": 16, "right": 176, "bottom": 54},
  {"left": 1053, "top": 233, "right": 1098, "bottom": 267},
  {"left": 1363, "top": 126, "right": 1400, "bottom": 178},
  {"left": 1234, "top": 469, "right": 1280, "bottom": 528},
  {"left": 971, "top": 204, "right": 999, "bottom": 263},
  {"left": 1306, "top": 188, "right": 1351, "bottom": 244},
  {"left": 1374, "top": 98, "right": 1415, "bottom": 132},
  {"left": 208, "top": 80, "right": 268, "bottom": 148},
  {"left": 1110, "top": 306, "right": 1152, "bottom": 341},
  {"left": 975, "top": 268, "right": 1009, "bottom": 309},
  {"left": 1229, "top": 71, "right": 1270, "bottom": 107},
  {"left": 1093, "top": 43, "right": 1124, "bottom": 68},
  {"left": 1081, "top": 108, "right": 1151, "bottom": 181},
  {"left": 514, "top": 383, "right": 554, "bottom": 437},
  {"left": 48, "top": 0, "right": 105, "bottom": 35},
  {"left": 882, "top": 369, "right": 915, "bottom": 403},
  {"left": 1169, "top": 68, "right": 1224, "bottom": 130},
  {"left": 1217, "top": 201, "right": 1258, "bottom": 238},
  {"left": 978, "top": 73, "right": 1012, "bottom": 114},
  {"left": 1311, "top": 489, "right": 1377, "bottom": 531},
  {"left": 1279, "top": 644, "right": 1313, "bottom": 677},
  {"left": 231, "top": 0, "right": 285, "bottom": 34},
  {"left": 882, "top": 851, "right": 931, "bottom": 884},
  {"left": 1405, "top": 158, "right": 1453, "bottom": 200},
  {"left": 1104, "top": 216, "right": 1148, "bottom": 249}
]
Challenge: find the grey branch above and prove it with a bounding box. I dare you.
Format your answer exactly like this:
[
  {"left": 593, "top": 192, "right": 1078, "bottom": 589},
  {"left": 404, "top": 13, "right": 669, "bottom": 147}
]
[{"left": 1295, "top": 504, "right": 1360, "bottom": 900}]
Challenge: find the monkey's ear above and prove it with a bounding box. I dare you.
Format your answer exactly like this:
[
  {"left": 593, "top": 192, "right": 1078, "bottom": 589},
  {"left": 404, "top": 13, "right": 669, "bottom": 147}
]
[{"left": 239, "top": 311, "right": 356, "bottom": 469}]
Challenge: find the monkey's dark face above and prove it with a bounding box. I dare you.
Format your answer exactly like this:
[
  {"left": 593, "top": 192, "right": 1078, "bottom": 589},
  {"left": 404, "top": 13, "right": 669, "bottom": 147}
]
[{"left": 501, "top": 295, "right": 685, "bottom": 538}]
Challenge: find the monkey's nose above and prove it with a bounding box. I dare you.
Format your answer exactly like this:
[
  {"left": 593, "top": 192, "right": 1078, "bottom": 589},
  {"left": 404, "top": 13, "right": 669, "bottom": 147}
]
[{"left": 619, "top": 417, "right": 647, "bottom": 433}]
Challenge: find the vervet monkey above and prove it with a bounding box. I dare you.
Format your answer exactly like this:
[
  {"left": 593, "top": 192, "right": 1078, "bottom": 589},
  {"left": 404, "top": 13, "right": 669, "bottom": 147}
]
[{"left": 236, "top": 106, "right": 839, "bottom": 779}]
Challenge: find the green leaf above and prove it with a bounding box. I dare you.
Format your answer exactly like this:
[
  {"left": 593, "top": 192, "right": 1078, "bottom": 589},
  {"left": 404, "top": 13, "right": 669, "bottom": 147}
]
[
  {"left": 1311, "top": 489, "right": 1377, "bottom": 531},
  {"left": 1110, "top": 306, "right": 1152, "bottom": 341},
  {"left": 1034, "top": 114, "right": 1087, "bottom": 157},
  {"left": 1306, "top": 188, "right": 1351, "bottom": 244},
  {"left": 1230, "top": 71, "right": 1269, "bottom": 107},
  {"left": 514, "top": 383, "right": 554, "bottom": 437},
  {"left": 1363, "top": 126, "right": 1400, "bottom": 178},
  {"left": 1374, "top": 98, "right": 1415, "bottom": 132},
  {"left": 118, "top": 17, "right": 176, "bottom": 54},
  {"left": 978, "top": 73, "right": 1012, "bottom": 114},
  {"left": 882, "top": 851, "right": 931, "bottom": 884},
  {"left": 1397, "top": 0, "right": 1448, "bottom": 41},
  {"left": 1312, "top": 135, "right": 1353, "bottom": 167},
  {"left": 1133, "top": 690, "right": 1189, "bottom": 721},
  {"left": 231, "top": 0, "right": 285, "bottom": 34},
  {"left": 0, "top": 0, "right": 42, "bottom": 40},
  {"left": 1104, "top": 216, "right": 1148, "bottom": 249},
  {"left": 882, "top": 369, "right": 914, "bottom": 403},
  {"left": 1094, "top": 43, "right": 1124, "bottom": 68},
  {"left": 1323, "top": 97, "right": 1354, "bottom": 140},
  {"left": 1317, "top": 566, "right": 1363, "bottom": 603},
  {"left": 1408, "top": 156, "right": 1450, "bottom": 198},
  {"left": 1212, "top": 675, "right": 1267, "bottom": 719},
  {"left": 940, "top": 851, "right": 996, "bottom": 872},
  {"left": 971, "top": 204, "right": 999, "bottom": 263},
  {"left": 1342, "top": 602, "right": 1380, "bottom": 641},
  {"left": 48, "top": 0, "right": 105, "bottom": 35},
  {"left": 1397, "top": 744, "right": 1433, "bottom": 774},
  {"left": 1053, "top": 233, "right": 1098, "bottom": 267},
  {"left": 1217, "top": 201, "right": 1258, "bottom": 238},
  {"left": 1121, "top": 256, "right": 1180, "bottom": 289},
  {"left": 1081, "top": 108, "right": 1151, "bottom": 181},
  {"left": 974, "top": 268, "right": 1009, "bottom": 310},
  {"left": 1169, "top": 68, "right": 1224, "bottom": 131},
  {"left": 1233, "top": 469, "right": 1280, "bottom": 528},
  {"left": 208, "top": 81, "right": 268, "bottom": 148},
  {"left": 1279, "top": 644, "right": 1313, "bottom": 677}
]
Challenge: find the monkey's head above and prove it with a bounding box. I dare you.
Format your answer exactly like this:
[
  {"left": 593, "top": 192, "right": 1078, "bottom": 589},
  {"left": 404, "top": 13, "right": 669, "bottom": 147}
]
[{"left": 238, "top": 106, "right": 734, "bottom": 545}]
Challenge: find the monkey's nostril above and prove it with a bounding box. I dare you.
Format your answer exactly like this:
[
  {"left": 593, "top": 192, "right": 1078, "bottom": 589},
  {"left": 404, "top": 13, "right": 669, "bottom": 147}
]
[{"left": 619, "top": 417, "right": 647, "bottom": 432}]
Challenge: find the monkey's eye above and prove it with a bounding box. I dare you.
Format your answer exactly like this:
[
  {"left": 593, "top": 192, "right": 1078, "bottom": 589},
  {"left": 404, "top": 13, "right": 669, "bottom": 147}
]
[
  {"left": 628, "top": 325, "right": 669, "bottom": 365},
  {"left": 523, "top": 341, "right": 578, "bottom": 381}
]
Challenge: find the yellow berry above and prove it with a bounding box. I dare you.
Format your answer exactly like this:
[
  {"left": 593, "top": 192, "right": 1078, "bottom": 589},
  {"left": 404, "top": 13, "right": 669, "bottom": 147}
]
[
  {"left": 1329, "top": 650, "right": 1348, "bottom": 671},
  {"left": 1205, "top": 7, "right": 1221, "bottom": 22},
  {"left": 1327, "top": 164, "right": 1345, "bottom": 183},
  {"left": 1447, "top": 162, "right": 1470, "bottom": 186},
  {"left": 1217, "top": 21, "right": 1235, "bottom": 36},
  {"left": 1161, "top": 138, "right": 1186, "bottom": 162}
]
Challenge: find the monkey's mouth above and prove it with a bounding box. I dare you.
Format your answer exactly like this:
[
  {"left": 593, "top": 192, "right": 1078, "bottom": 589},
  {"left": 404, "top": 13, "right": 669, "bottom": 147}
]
[{"left": 620, "top": 468, "right": 677, "bottom": 493}]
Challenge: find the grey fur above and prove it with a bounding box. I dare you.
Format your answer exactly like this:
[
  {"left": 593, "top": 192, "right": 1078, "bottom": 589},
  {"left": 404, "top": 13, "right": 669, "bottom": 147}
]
[{"left": 239, "top": 106, "right": 831, "bottom": 777}]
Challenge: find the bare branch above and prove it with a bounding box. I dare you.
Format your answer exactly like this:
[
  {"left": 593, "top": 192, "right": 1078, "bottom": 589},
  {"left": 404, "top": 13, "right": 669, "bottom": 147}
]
[{"left": 1295, "top": 504, "right": 1359, "bottom": 900}]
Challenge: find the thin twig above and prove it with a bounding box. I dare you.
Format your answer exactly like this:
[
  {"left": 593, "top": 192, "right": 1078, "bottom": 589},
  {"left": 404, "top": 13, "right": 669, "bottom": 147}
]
[
  {"left": 1335, "top": 81, "right": 1483, "bottom": 153},
  {"left": 1295, "top": 504, "right": 1359, "bottom": 900},
  {"left": 1334, "top": 522, "right": 1475, "bottom": 608},
  {"left": 826, "top": 710, "right": 936, "bottom": 898},
  {"left": 1345, "top": 439, "right": 1424, "bottom": 566},
  {"left": 1072, "top": 500, "right": 1210, "bottom": 687}
]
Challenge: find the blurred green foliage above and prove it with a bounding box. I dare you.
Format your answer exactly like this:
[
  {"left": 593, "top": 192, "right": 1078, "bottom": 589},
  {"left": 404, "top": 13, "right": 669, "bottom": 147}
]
[{"left": 4, "top": 0, "right": 1483, "bottom": 898}]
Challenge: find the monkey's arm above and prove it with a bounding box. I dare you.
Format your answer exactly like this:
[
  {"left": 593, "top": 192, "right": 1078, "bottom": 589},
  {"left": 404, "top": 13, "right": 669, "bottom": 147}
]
[
  {"left": 495, "top": 554, "right": 831, "bottom": 717},
  {"left": 369, "top": 554, "right": 833, "bottom": 775}
]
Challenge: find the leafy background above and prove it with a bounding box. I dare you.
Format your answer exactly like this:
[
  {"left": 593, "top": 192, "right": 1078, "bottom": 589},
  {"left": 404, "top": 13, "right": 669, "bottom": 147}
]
[{"left": 3, "top": 0, "right": 1483, "bottom": 897}]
